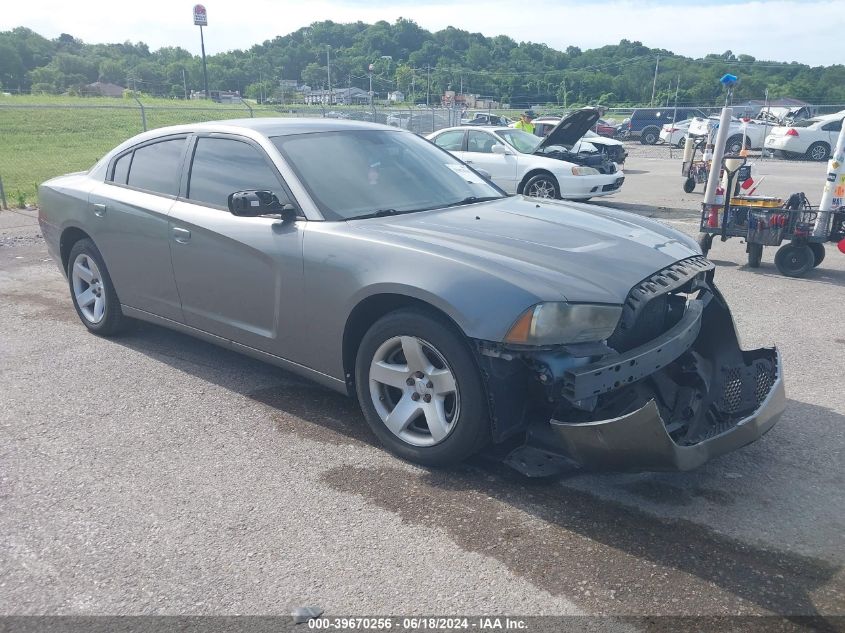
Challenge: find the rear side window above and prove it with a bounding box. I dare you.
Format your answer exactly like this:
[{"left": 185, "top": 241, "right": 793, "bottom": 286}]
[
  {"left": 432, "top": 130, "right": 465, "bottom": 151},
  {"left": 187, "top": 137, "right": 282, "bottom": 209},
  {"left": 111, "top": 153, "right": 131, "bottom": 184},
  {"left": 127, "top": 138, "right": 186, "bottom": 196},
  {"left": 822, "top": 119, "right": 842, "bottom": 132}
]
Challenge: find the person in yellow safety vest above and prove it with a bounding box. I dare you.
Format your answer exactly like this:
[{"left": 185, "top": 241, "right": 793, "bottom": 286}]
[{"left": 514, "top": 111, "right": 536, "bottom": 134}]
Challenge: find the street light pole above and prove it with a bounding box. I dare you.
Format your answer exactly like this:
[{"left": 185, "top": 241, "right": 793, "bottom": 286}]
[{"left": 326, "top": 45, "right": 332, "bottom": 106}]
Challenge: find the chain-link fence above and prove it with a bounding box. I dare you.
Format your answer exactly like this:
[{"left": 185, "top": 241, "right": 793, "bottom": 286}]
[
  {"left": 2, "top": 94, "right": 844, "bottom": 206},
  {"left": 0, "top": 97, "right": 467, "bottom": 205}
]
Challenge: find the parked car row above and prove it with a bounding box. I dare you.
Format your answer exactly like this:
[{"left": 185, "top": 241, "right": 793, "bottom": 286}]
[{"left": 656, "top": 109, "right": 845, "bottom": 160}]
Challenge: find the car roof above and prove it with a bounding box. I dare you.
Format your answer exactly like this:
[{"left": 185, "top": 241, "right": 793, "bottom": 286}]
[{"left": 141, "top": 117, "right": 397, "bottom": 140}]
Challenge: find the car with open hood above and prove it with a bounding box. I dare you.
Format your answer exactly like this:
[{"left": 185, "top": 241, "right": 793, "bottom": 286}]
[
  {"left": 38, "top": 118, "right": 785, "bottom": 475},
  {"left": 764, "top": 110, "right": 845, "bottom": 161},
  {"left": 428, "top": 109, "right": 624, "bottom": 201},
  {"left": 531, "top": 110, "right": 628, "bottom": 165}
]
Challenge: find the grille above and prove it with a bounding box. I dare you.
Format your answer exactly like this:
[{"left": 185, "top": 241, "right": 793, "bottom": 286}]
[
  {"left": 721, "top": 368, "right": 743, "bottom": 414},
  {"left": 755, "top": 361, "right": 776, "bottom": 404}
]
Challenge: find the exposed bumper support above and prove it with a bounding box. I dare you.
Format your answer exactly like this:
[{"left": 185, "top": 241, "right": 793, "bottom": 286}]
[{"left": 548, "top": 348, "right": 784, "bottom": 471}]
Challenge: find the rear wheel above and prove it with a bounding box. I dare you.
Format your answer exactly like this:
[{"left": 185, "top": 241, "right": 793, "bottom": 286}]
[
  {"left": 683, "top": 177, "right": 696, "bottom": 193},
  {"left": 640, "top": 126, "right": 660, "bottom": 145},
  {"left": 67, "top": 238, "right": 126, "bottom": 336},
  {"left": 747, "top": 243, "right": 763, "bottom": 268},
  {"left": 808, "top": 242, "right": 826, "bottom": 267},
  {"left": 354, "top": 308, "right": 489, "bottom": 466},
  {"left": 523, "top": 173, "right": 560, "bottom": 199},
  {"left": 806, "top": 142, "right": 830, "bottom": 162},
  {"left": 677, "top": 136, "right": 687, "bottom": 149},
  {"left": 774, "top": 243, "right": 814, "bottom": 277}
]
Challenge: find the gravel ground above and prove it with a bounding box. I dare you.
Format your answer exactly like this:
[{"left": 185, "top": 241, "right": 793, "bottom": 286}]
[{"left": 1, "top": 155, "right": 843, "bottom": 628}]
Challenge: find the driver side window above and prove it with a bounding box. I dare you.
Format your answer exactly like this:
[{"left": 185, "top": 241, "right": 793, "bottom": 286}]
[{"left": 187, "top": 137, "right": 284, "bottom": 209}]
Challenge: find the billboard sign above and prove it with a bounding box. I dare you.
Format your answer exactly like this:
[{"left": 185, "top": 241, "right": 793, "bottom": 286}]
[{"left": 193, "top": 4, "right": 208, "bottom": 26}]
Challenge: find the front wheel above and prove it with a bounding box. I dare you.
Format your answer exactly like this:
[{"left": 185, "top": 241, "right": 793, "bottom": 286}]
[
  {"left": 683, "top": 177, "right": 696, "bottom": 193},
  {"left": 697, "top": 232, "right": 713, "bottom": 257},
  {"left": 747, "top": 242, "right": 763, "bottom": 268},
  {"left": 354, "top": 309, "right": 490, "bottom": 466},
  {"left": 774, "top": 243, "right": 814, "bottom": 277},
  {"left": 523, "top": 173, "right": 560, "bottom": 199}
]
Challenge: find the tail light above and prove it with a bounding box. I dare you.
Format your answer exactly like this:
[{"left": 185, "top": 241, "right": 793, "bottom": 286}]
[{"left": 786, "top": 128, "right": 799, "bottom": 137}]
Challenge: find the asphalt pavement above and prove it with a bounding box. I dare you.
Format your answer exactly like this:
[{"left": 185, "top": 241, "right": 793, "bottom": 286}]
[{"left": 1, "top": 152, "right": 843, "bottom": 628}]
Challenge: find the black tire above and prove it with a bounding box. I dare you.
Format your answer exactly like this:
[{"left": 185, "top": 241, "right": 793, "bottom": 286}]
[
  {"left": 354, "top": 308, "right": 490, "bottom": 466},
  {"left": 747, "top": 242, "right": 763, "bottom": 268},
  {"left": 697, "top": 232, "right": 713, "bottom": 256},
  {"left": 67, "top": 238, "right": 127, "bottom": 336},
  {"left": 683, "top": 177, "right": 696, "bottom": 193},
  {"left": 725, "top": 134, "right": 748, "bottom": 155},
  {"left": 774, "top": 244, "right": 814, "bottom": 277},
  {"left": 808, "top": 242, "right": 826, "bottom": 267},
  {"left": 522, "top": 172, "right": 560, "bottom": 199},
  {"left": 806, "top": 142, "right": 831, "bottom": 162},
  {"left": 640, "top": 126, "right": 660, "bottom": 145},
  {"left": 677, "top": 136, "right": 687, "bottom": 149}
]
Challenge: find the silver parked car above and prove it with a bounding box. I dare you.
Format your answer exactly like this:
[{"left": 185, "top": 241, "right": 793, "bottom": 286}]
[{"left": 39, "top": 119, "right": 785, "bottom": 475}]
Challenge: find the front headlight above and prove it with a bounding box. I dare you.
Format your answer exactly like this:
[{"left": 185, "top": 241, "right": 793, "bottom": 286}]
[
  {"left": 571, "top": 166, "right": 599, "bottom": 176},
  {"left": 504, "top": 302, "right": 623, "bottom": 346}
]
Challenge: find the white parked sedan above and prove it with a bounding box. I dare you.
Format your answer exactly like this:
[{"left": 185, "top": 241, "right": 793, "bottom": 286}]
[
  {"left": 427, "top": 111, "right": 624, "bottom": 201},
  {"left": 764, "top": 110, "right": 845, "bottom": 161},
  {"left": 659, "top": 119, "right": 694, "bottom": 147},
  {"left": 687, "top": 116, "right": 772, "bottom": 152}
]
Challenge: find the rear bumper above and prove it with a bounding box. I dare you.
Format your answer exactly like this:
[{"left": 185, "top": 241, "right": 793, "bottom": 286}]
[{"left": 548, "top": 348, "right": 784, "bottom": 471}]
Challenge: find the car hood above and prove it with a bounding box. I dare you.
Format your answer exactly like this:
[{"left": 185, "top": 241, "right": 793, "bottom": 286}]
[
  {"left": 350, "top": 197, "right": 701, "bottom": 304},
  {"left": 536, "top": 108, "right": 601, "bottom": 151}
]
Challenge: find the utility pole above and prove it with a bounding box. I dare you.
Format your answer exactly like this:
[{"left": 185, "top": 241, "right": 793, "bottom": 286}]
[
  {"left": 199, "top": 25, "right": 209, "bottom": 99},
  {"left": 182, "top": 68, "right": 188, "bottom": 100},
  {"left": 326, "top": 45, "right": 332, "bottom": 106},
  {"left": 650, "top": 55, "right": 660, "bottom": 106},
  {"left": 368, "top": 63, "right": 374, "bottom": 105},
  {"left": 563, "top": 77, "right": 567, "bottom": 109},
  {"left": 426, "top": 65, "right": 431, "bottom": 106}
]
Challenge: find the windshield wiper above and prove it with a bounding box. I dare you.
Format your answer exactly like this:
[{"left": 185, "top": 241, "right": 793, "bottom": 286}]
[
  {"left": 350, "top": 208, "right": 403, "bottom": 220},
  {"left": 443, "top": 196, "right": 503, "bottom": 208}
]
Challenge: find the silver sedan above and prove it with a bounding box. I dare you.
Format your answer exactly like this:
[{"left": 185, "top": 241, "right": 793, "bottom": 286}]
[{"left": 38, "top": 118, "right": 785, "bottom": 474}]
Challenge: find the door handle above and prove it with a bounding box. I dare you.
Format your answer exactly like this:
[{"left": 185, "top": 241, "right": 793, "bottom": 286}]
[
  {"left": 172, "top": 227, "right": 191, "bottom": 244},
  {"left": 92, "top": 203, "right": 107, "bottom": 217}
]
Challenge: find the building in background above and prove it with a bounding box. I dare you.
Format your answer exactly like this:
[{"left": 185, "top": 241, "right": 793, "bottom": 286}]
[
  {"left": 83, "top": 82, "right": 125, "bottom": 98},
  {"left": 303, "top": 87, "right": 369, "bottom": 105},
  {"left": 388, "top": 91, "right": 405, "bottom": 103}
]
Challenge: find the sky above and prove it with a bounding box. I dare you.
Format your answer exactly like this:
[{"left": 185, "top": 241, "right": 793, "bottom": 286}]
[{"left": 2, "top": 0, "right": 842, "bottom": 67}]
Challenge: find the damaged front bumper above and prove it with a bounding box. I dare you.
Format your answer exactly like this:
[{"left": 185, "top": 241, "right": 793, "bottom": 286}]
[
  {"left": 544, "top": 350, "right": 783, "bottom": 472},
  {"left": 477, "top": 257, "right": 786, "bottom": 476}
]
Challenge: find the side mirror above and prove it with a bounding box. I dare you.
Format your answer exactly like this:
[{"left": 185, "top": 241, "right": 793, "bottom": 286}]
[
  {"left": 228, "top": 190, "right": 298, "bottom": 222},
  {"left": 491, "top": 144, "right": 509, "bottom": 155}
]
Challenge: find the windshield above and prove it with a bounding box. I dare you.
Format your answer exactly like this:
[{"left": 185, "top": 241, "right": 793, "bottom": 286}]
[
  {"left": 495, "top": 129, "right": 542, "bottom": 154},
  {"left": 272, "top": 130, "right": 504, "bottom": 220}
]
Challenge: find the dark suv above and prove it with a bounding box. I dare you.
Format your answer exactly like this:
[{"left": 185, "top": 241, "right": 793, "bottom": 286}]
[{"left": 622, "top": 108, "right": 708, "bottom": 144}]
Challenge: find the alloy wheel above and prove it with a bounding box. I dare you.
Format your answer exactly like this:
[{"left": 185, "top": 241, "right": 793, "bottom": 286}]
[
  {"left": 368, "top": 335, "right": 460, "bottom": 447},
  {"left": 527, "top": 179, "right": 556, "bottom": 198},
  {"left": 71, "top": 253, "right": 106, "bottom": 324}
]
